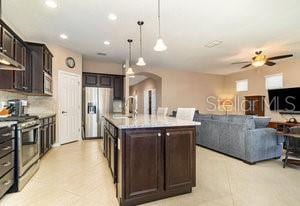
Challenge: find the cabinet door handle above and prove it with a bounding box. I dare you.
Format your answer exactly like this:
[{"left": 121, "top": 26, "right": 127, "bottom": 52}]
[
  {"left": 0, "top": 162, "right": 11, "bottom": 167},
  {"left": 3, "top": 49, "right": 7, "bottom": 53},
  {"left": 3, "top": 180, "right": 11, "bottom": 186},
  {"left": 166, "top": 132, "right": 170, "bottom": 136},
  {"left": 157, "top": 133, "right": 161, "bottom": 137},
  {"left": 1, "top": 133, "right": 11, "bottom": 137},
  {"left": 1, "top": 146, "right": 11, "bottom": 151}
]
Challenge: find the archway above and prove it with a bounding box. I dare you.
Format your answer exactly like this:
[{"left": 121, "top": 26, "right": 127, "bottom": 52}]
[{"left": 129, "top": 72, "right": 162, "bottom": 114}]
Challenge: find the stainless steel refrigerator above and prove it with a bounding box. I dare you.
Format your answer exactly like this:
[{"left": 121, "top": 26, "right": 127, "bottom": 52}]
[{"left": 84, "top": 87, "right": 113, "bottom": 139}]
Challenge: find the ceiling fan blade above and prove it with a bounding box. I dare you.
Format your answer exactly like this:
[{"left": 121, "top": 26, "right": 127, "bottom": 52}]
[
  {"left": 268, "top": 54, "right": 293, "bottom": 60},
  {"left": 231, "top": 61, "right": 251, "bottom": 65},
  {"left": 241, "top": 64, "right": 252, "bottom": 69},
  {"left": 265, "top": 61, "right": 276, "bottom": 66}
]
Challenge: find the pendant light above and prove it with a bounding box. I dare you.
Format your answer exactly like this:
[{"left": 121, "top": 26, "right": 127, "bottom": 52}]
[
  {"left": 154, "top": 0, "right": 167, "bottom": 52},
  {"left": 126, "top": 39, "right": 135, "bottom": 76},
  {"left": 136, "top": 21, "right": 146, "bottom": 66}
]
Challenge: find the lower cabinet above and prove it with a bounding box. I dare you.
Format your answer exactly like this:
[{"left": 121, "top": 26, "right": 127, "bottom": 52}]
[
  {"left": 39, "top": 115, "right": 56, "bottom": 158},
  {"left": 124, "top": 129, "right": 163, "bottom": 199},
  {"left": 0, "top": 125, "right": 15, "bottom": 198},
  {"left": 120, "top": 127, "right": 196, "bottom": 206},
  {"left": 104, "top": 123, "right": 118, "bottom": 183}
]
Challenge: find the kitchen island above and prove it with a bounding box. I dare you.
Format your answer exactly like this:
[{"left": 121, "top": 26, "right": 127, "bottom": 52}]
[{"left": 103, "top": 114, "right": 200, "bottom": 206}]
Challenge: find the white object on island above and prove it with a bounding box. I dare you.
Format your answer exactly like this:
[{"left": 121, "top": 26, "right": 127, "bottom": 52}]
[{"left": 176, "top": 108, "right": 196, "bottom": 121}]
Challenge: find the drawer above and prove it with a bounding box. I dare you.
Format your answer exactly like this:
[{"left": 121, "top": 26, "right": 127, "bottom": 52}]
[
  {"left": 0, "top": 139, "right": 14, "bottom": 158},
  {"left": 109, "top": 124, "right": 116, "bottom": 137},
  {"left": 0, "top": 127, "right": 13, "bottom": 144},
  {"left": 0, "top": 152, "right": 14, "bottom": 178},
  {"left": 0, "top": 169, "right": 14, "bottom": 198},
  {"left": 49, "top": 117, "right": 53, "bottom": 123}
]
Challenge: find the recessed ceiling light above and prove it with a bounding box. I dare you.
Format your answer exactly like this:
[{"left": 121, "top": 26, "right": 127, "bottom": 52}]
[
  {"left": 205, "top": 40, "right": 222, "bottom": 48},
  {"left": 104, "top": 41, "right": 110, "bottom": 45},
  {"left": 45, "top": 0, "right": 58, "bottom": 8},
  {"left": 108, "top": 13, "right": 117, "bottom": 21},
  {"left": 60, "top": 34, "right": 68, "bottom": 39}
]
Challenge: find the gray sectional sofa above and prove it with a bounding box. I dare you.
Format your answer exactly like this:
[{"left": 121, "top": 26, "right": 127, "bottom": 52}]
[{"left": 194, "top": 114, "right": 283, "bottom": 164}]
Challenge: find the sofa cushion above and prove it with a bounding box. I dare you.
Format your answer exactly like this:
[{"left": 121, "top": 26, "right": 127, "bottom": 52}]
[
  {"left": 254, "top": 117, "right": 271, "bottom": 128},
  {"left": 211, "top": 115, "right": 229, "bottom": 121},
  {"left": 194, "top": 113, "right": 212, "bottom": 121}
]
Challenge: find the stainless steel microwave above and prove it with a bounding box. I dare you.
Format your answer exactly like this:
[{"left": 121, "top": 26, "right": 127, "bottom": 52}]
[{"left": 44, "top": 72, "right": 53, "bottom": 95}]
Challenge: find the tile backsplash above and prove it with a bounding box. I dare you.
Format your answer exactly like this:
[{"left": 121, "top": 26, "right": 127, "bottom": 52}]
[{"left": 0, "top": 91, "right": 55, "bottom": 114}]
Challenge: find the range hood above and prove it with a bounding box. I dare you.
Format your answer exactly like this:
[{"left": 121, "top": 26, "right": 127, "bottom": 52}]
[{"left": 0, "top": 51, "right": 25, "bottom": 71}]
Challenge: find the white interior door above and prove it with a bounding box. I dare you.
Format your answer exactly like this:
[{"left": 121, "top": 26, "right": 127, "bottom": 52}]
[{"left": 58, "top": 71, "right": 81, "bottom": 144}]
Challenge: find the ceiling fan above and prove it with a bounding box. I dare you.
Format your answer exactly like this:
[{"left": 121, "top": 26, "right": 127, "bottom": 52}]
[{"left": 232, "top": 51, "right": 293, "bottom": 69}]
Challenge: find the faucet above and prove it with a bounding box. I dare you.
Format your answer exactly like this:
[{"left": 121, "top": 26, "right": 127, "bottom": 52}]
[{"left": 126, "top": 96, "right": 138, "bottom": 118}]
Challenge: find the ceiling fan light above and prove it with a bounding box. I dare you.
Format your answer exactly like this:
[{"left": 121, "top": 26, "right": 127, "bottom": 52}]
[
  {"left": 136, "top": 57, "right": 146, "bottom": 66},
  {"left": 252, "top": 60, "right": 266, "bottom": 67},
  {"left": 126, "top": 67, "right": 135, "bottom": 76},
  {"left": 252, "top": 54, "right": 266, "bottom": 67},
  {"left": 154, "top": 38, "right": 167, "bottom": 51}
]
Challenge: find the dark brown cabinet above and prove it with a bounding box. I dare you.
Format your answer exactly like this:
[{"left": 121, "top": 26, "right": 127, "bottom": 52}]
[
  {"left": 0, "top": 20, "right": 32, "bottom": 93},
  {"left": 245, "top": 95, "right": 265, "bottom": 116},
  {"left": 113, "top": 76, "right": 124, "bottom": 100},
  {"left": 1, "top": 27, "right": 14, "bottom": 59},
  {"left": 0, "top": 125, "right": 16, "bottom": 198},
  {"left": 27, "top": 42, "right": 53, "bottom": 95},
  {"left": 124, "top": 129, "right": 163, "bottom": 199},
  {"left": 43, "top": 49, "right": 52, "bottom": 75},
  {"left": 105, "top": 121, "right": 197, "bottom": 206},
  {"left": 165, "top": 128, "right": 195, "bottom": 190},
  {"left": 83, "top": 72, "right": 124, "bottom": 100},
  {"left": 39, "top": 115, "right": 56, "bottom": 158},
  {"left": 104, "top": 121, "right": 118, "bottom": 183},
  {"left": 99, "top": 75, "right": 113, "bottom": 87},
  {"left": 84, "top": 74, "right": 98, "bottom": 87}
]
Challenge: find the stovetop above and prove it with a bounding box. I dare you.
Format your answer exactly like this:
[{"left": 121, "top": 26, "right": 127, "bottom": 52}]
[{"left": 0, "top": 115, "right": 39, "bottom": 123}]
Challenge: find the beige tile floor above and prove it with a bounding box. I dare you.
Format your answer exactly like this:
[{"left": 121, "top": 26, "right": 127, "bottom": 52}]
[{"left": 0, "top": 140, "right": 300, "bottom": 206}]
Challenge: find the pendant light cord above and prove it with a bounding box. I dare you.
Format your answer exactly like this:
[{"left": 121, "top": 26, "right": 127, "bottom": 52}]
[
  {"left": 158, "top": 0, "right": 161, "bottom": 37},
  {"left": 129, "top": 42, "right": 131, "bottom": 67},
  {"left": 128, "top": 40, "right": 132, "bottom": 67},
  {"left": 139, "top": 24, "right": 143, "bottom": 57}
]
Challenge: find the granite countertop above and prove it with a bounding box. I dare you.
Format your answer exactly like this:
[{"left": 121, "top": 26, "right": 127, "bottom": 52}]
[
  {"left": 104, "top": 114, "right": 201, "bottom": 129},
  {"left": 0, "top": 121, "right": 17, "bottom": 128},
  {"left": 29, "top": 113, "right": 56, "bottom": 119}
]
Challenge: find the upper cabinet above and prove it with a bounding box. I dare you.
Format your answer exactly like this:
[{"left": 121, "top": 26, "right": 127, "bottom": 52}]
[
  {"left": 27, "top": 42, "right": 53, "bottom": 96},
  {"left": 43, "top": 48, "right": 53, "bottom": 75},
  {"left": 83, "top": 72, "right": 124, "bottom": 100},
  {"left": 0, "top": 20, "right": 52, "bottom": 95},
  {"left": 0, "top": 20, "right": 31, "bottom": 92},
  {"left": 1, "top": 27, "right": 14, "bottom": 59},
  {"left": 113, "top": 76, "right": 123, "bottom": 100}
]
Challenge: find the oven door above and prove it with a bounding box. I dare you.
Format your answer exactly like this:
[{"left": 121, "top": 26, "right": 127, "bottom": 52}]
[{"left": 18, "top": 125, "right": 40, "bottom": 176}]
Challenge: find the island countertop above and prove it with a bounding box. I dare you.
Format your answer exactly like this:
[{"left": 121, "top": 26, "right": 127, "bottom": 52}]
[{"left": 103, "top": 114, "right": 201, "bottom": 129}]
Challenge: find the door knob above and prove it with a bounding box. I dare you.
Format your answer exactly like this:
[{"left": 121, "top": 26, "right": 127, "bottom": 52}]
[{"left": 62, "top": 111, "right": 67, "bottom": 114}]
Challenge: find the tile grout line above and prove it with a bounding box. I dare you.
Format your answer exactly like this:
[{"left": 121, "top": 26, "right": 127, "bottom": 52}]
[{"left": 223, "top": 156, "right": 235, "bottom": 206}]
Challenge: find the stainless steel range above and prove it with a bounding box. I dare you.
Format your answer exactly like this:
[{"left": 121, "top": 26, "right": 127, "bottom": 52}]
[
  {"left": 0, "top": 115, "right": 40, "bottom": 191},
  {"left": 17, "top": 117, "right": 40, "bottom": 190}
]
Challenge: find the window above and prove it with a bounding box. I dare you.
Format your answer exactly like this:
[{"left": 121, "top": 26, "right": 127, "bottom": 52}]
[
  {"left": 265, "top": 73, "right": 283, "bottom": 90},
  {"left": 236, "top": 79, "right": 248, "bottom": 92}
]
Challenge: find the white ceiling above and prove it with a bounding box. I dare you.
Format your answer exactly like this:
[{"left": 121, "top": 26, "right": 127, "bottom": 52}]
[{"left": 3, "top": 0, "right": 300, "bottom": 74}]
